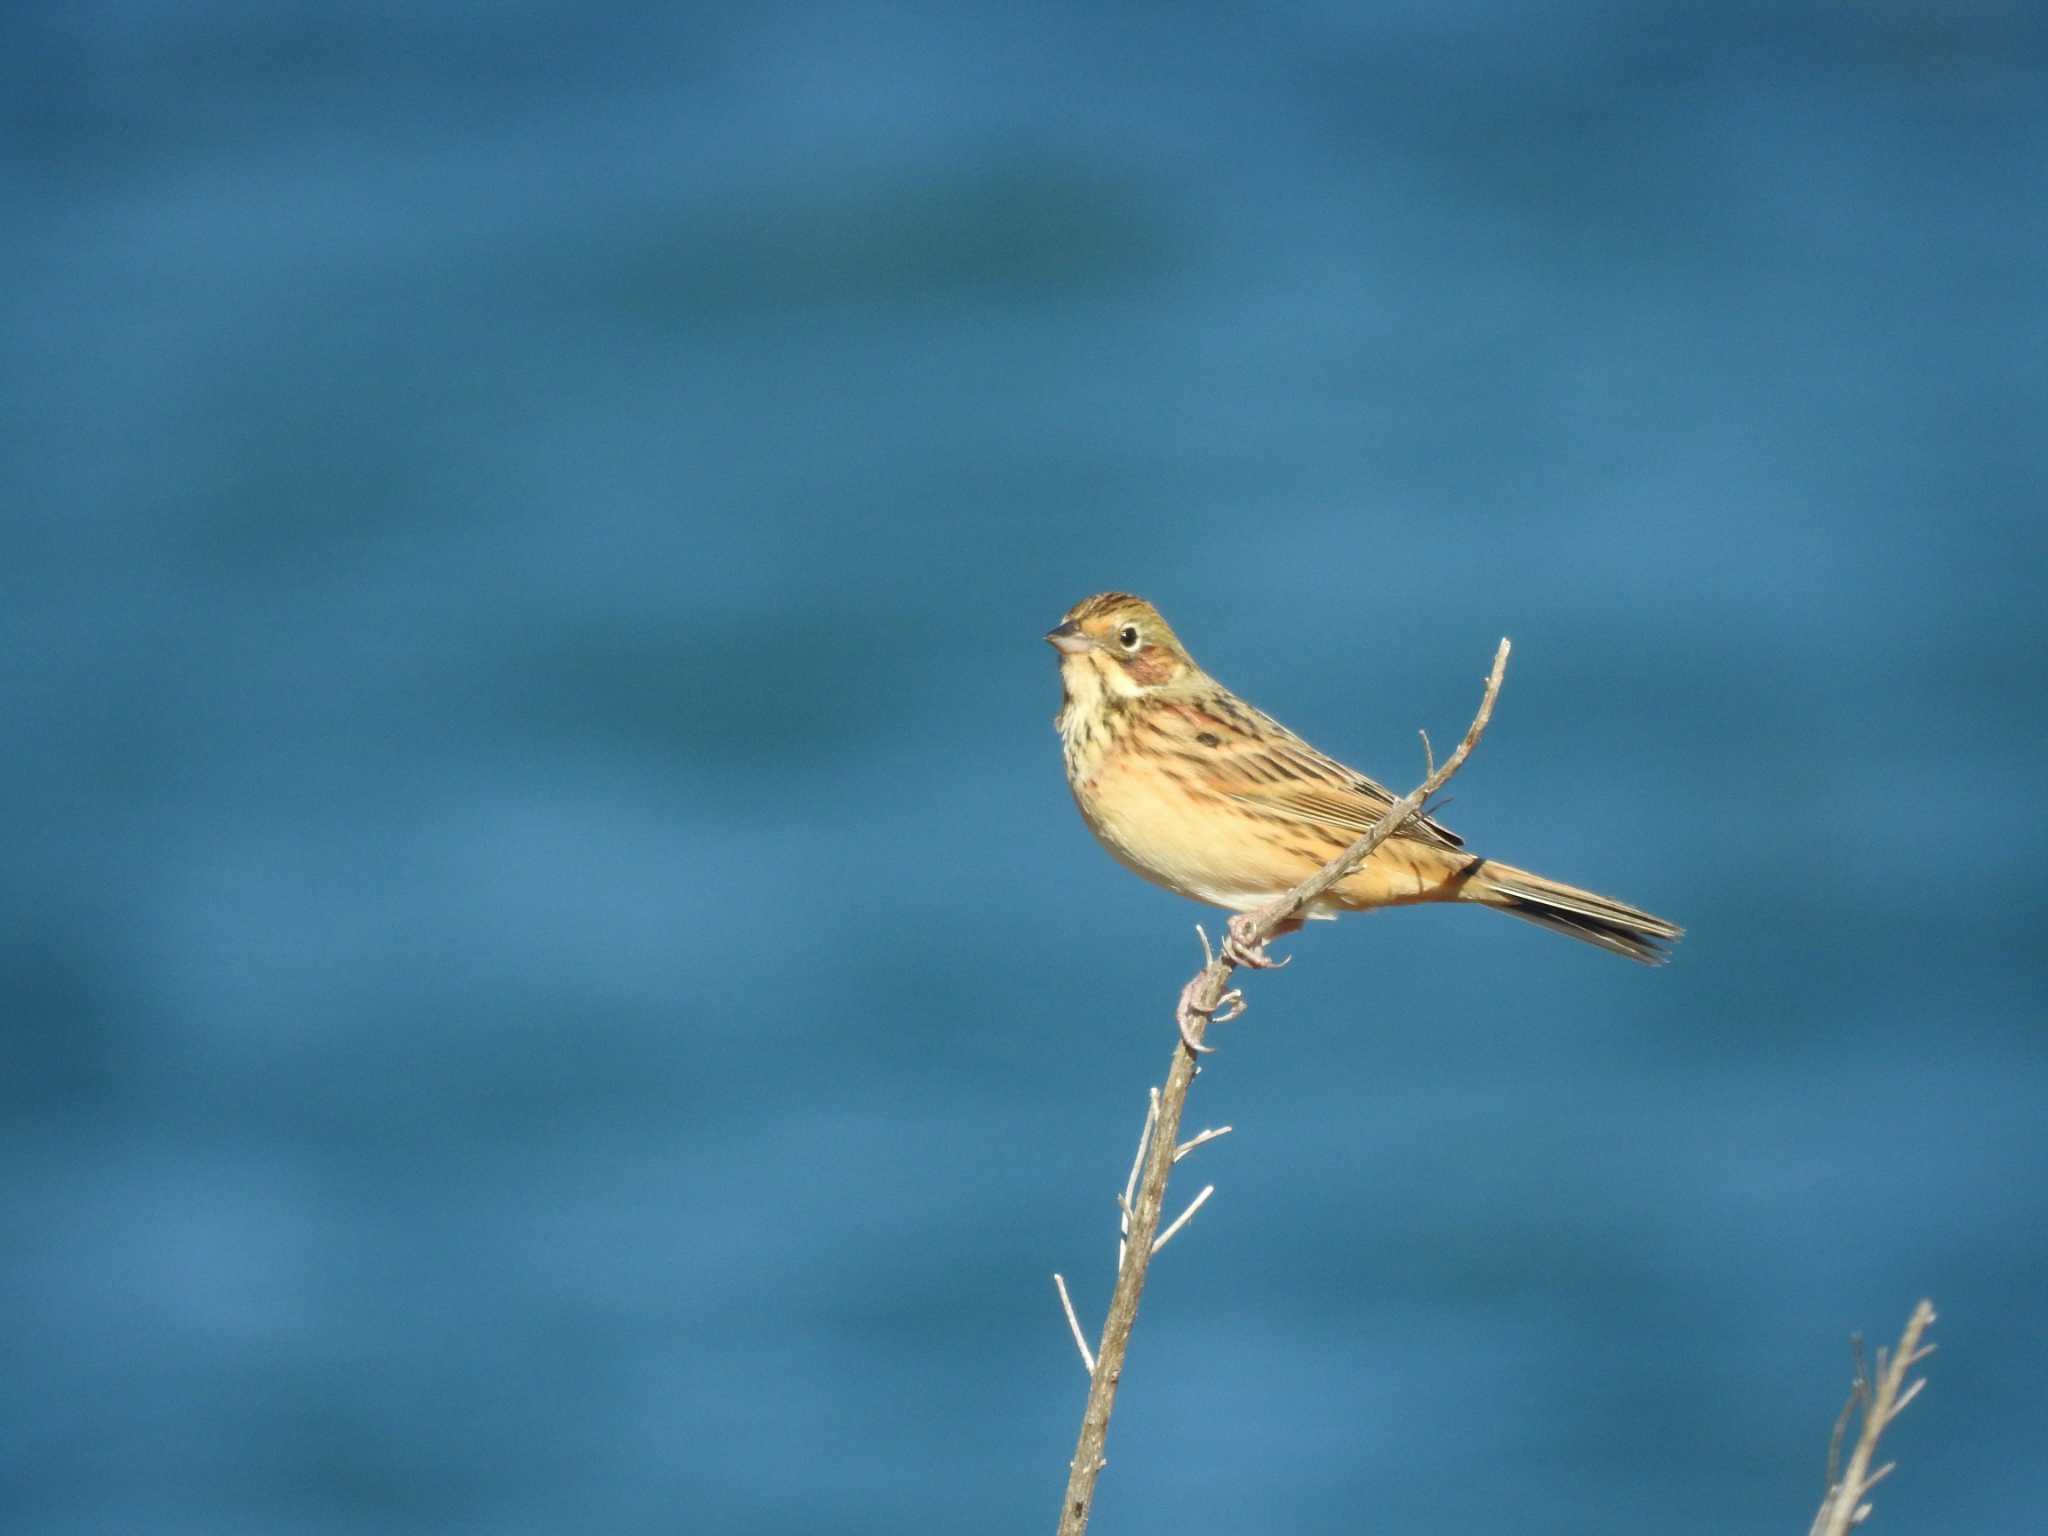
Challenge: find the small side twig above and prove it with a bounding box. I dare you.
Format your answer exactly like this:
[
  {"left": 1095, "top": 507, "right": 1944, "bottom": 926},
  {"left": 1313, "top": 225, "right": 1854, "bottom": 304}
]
[
  {"left": 1114, "top": 1090, "right": 1161, "bottom": 1273},
  {"left": 1151, "top": 1185, "right": 1214, "bottom": 1255},
  {"left": 1052, "top": 1274, "right": 1095, "bottom": 1375},
  {"left": 1173, "top": 1125, "right": 1233, "bottom": 1162},
  {"left": 1824, "top": 1339, "right": 1865, "bottom": 1494},
  {"left": 1054, "top": 640, "right": 1513, "bottom": 1536},
  {"left": 1809, "top": 1300, "right": 1937, "bottom": 1536}
]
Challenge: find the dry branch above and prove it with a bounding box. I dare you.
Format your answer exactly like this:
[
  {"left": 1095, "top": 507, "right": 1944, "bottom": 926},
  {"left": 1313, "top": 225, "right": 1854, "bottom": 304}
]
[
  {"left": 1053, "top": 639, "right": 1513, "bottom": 1536},
  {"left": 1809, "top": 1300, "right": 1937, "bottom": 1536}
]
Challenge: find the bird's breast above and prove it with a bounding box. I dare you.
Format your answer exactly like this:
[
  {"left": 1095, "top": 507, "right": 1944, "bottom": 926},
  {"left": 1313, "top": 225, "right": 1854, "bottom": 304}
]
[{"left": 1068, "top": 733, "right": 1305, "bottom": 910}]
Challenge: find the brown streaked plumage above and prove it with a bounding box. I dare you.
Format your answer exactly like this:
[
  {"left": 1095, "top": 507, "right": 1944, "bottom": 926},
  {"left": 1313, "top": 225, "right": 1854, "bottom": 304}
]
[{"left": 1045, "top": 593, "right": 1681, "bottom": 963}]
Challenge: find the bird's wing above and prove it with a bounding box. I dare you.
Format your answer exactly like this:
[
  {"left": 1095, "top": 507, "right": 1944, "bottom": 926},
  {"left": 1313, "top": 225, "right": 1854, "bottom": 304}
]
[{"left": 1168, "top": 693, "right": 1464, "bottom": 850}]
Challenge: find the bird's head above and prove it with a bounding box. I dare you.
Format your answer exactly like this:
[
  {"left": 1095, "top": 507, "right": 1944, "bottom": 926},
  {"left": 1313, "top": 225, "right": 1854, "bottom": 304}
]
[{"left": 1045, "top": 592, "right": 1198, "bottom": 703}]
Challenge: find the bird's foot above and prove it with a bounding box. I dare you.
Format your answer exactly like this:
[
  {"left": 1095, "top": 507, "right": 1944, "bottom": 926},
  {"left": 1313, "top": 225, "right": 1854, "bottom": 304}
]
[
  {"left": 1176, "top": 978, "right": 1217, "bottom": 1054},
  {"left": 1222, "top": 910, "right": 1296, "bottom": 971},
  {"left": 1176, "top": 979, "right": 1246, "bottom": 1054}
]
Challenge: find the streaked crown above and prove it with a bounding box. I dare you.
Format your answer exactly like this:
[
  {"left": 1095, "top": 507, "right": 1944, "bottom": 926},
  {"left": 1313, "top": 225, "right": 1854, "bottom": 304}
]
[{"left": 1056, "top": 592, "right": 1188, "bottom": 656}]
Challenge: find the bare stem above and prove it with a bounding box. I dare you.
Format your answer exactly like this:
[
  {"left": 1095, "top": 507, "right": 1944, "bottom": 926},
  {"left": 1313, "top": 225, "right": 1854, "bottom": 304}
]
[
  {"left": 1809, "top": 1300, "right": 1937, "bottom": 1536},
  {"left": 1054, "top": 640, "right": 1513, "bottom": 1536}
]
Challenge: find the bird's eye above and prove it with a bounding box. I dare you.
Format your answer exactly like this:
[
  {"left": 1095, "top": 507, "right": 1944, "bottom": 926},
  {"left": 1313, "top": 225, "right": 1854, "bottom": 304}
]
[{"left": 1118, "top": 625, "right": 1141, "bottom": 650}]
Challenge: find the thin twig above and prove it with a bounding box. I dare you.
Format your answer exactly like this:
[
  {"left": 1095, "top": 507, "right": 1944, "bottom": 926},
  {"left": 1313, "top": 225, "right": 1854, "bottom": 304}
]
[
  {"left": 1263, "top": 638, "right": 1509, "bottom": 933},
  {"left": 1173, "top": 1125, "right": 1233, "bottom": 1162},
  {"left": 1809, "top": 1300, "right": 1937, "bottom": 1536},
  {"left": 1887, "top": 1377, "right": 1927, "bottom": 1423},
  {"left": 1052, "top": 1274, "right": 1096, "bottom": 1374},
  {"left": 1152, "top": 1185, "right": 1214, "bottom": 1255},
  {"left": 1824, "top": 1354, "right": 1863, "bottom": 1495},
  {"left": 1055, "top": 640, "right": 1513, "bottom": 1536},
  {"left": 1114, "top": 1091, "right": 1161, "bottom": 1273}
]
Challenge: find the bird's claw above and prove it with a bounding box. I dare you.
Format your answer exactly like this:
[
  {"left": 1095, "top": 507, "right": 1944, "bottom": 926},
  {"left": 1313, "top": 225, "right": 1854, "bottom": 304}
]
[
  {"left": 1176, "top": 978, "right": 1224, "bottom": 1054},
  {"left": 1222, "top": 912, "right": 1292, "bottom": 970}
]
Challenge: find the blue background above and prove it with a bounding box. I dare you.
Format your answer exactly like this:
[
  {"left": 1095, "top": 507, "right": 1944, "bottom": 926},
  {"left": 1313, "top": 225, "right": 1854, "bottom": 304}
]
[{"left": 7, "top": 4, "right": 2044, "bottom": 1532}]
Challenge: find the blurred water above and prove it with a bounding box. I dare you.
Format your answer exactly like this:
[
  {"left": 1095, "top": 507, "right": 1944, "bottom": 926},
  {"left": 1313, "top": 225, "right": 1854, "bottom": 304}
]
[{"left": 6, "top": 3, "right": 2046, "bottom": 1532}]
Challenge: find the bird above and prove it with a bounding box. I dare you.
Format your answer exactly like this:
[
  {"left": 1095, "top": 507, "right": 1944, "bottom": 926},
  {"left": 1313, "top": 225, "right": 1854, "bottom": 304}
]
[{"left": 1045, "top": 592, "right": 1681, "bottom": 978}]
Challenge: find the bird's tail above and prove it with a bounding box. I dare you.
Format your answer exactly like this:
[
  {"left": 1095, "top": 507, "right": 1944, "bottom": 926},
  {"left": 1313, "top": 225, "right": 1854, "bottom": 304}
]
[{"left": 1461, "top": 859, "right": 1682, "bottom": 965}]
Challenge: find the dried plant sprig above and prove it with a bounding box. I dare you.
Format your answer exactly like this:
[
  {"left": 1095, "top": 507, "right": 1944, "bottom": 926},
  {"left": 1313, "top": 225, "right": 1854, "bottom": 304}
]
[{"left": 1809, "top": 1300, "right": 1938, "bottom": 1536}]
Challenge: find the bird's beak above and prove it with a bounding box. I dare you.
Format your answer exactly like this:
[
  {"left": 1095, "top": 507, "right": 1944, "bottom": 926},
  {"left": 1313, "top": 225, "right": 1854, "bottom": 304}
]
[{"left": 1044, "top": 620, "right": 1095, "bottom": 656}]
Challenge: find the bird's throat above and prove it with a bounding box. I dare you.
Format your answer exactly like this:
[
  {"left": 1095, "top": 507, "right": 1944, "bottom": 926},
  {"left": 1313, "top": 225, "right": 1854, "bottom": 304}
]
[{"left": 1057, "top": 657, "right": 1130, "bottom": 784}]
